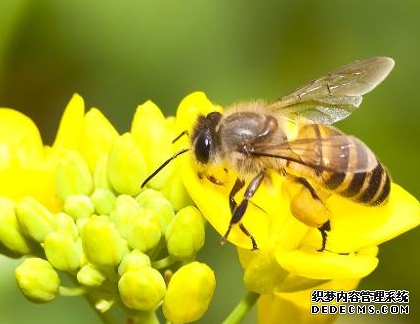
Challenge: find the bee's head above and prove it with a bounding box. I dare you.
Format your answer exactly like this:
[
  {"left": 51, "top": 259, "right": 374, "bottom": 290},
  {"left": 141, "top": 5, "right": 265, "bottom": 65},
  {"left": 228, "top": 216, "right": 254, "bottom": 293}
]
[{"left": 191, "top": 112, "right": 222, "bottom": 165}]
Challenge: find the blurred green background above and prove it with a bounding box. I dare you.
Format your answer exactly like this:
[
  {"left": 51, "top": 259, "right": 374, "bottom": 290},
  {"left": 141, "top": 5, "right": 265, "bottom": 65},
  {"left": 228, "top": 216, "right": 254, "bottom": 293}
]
[{"left": 0, "top": 0, "right": 419, "bottom": 323}]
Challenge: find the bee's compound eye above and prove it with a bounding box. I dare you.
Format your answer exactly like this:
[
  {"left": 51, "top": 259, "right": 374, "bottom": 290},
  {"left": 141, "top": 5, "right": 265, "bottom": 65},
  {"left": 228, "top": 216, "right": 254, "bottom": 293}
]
[{"left": 194, "top": 131, "right": 212, "bottom": 164}]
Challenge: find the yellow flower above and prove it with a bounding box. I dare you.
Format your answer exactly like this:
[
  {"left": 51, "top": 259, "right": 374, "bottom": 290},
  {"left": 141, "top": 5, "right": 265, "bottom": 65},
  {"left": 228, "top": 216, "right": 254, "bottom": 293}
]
[
  {"left": 0, "top": 94, "right": 213, "bottom": 323},
  {"left": 176, "top": 92, "right": 420, "bottom": 323}
]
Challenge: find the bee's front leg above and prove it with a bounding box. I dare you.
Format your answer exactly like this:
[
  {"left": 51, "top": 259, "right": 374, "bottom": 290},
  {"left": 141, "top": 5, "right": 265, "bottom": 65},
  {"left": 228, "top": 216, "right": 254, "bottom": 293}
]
[{"left": 222, "top": 171, "right": 265, "bottom": 250}]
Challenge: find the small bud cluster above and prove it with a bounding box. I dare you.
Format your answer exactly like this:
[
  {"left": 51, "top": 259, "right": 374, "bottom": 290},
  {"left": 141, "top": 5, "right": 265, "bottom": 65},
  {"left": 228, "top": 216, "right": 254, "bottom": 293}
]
[{"left": 0, "top": 122, "right": 215, "bottom": 322}]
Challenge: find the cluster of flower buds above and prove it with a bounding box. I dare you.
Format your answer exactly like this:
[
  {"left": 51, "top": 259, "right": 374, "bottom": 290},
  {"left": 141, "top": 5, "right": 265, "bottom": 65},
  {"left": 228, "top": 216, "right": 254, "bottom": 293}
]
[{"left": 0, "top": 96, "right": 216, "bottom": 323}]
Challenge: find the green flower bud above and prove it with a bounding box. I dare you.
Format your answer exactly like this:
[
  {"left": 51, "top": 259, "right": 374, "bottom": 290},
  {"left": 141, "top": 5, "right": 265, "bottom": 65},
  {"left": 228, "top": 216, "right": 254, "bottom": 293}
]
[
  {"left": 95, "top": 298, "right": 114, "bottom": 313},
  {"left": 0, "top": 197, "right": 33, "bottom": 255},
  {"left": 0, "top": 241, "right": 21, "bottom": 259},
  {"left": 44, "top": 232, "right": 82, "bottom": 271},
  {"left": 15, "top": 197, "right": 54, "bottom": 243},
  {"left": 107, "top": 133, "right": 147, "bottom": 196},
  {"left": 163, "top": 262, "right": 215, "bottom": 323},
  {"left": 63, "top": 195, "right": 95, "bottom": 220},
  {"left": 161, "top": 170, "right": 194, "bottom": 211},
  {"left": 243, "top": 250, "right": 288, "bottom": 294},
  {"left": 137, "top": 196, "right": 175, "bottom": 232},
  {"left": 53, "top": 212, "right": 78, "bottom": 240},
  {"left": 82, "top": 215, "right": 125, "bottom": 267},
  {"left": 56, "top": 151, "right": 93, "bottom": 201},
  {"left": 93, "top": 156, "right": 113, "bottom": 190},
  {"left": 128, "top": 211, "right": 161, "bottom": 252},
  {"left": 91, "top": 188, "right": 116, "bottom": 215},
  {"left": 15, "top": 258, "right": 60, "bottom": 303},
  {"left": 110, "top": 194, "right": 143, "bottom": 239},
  {"left": 118, "top": 249, "right": 151, "bottom": 276},
  {"left": 118, "top": 267, "right": 166, "bottom": 311},
  {"left": 165, "top": 206, "right": 205, "bottom": 259},
  {"left": 136, "top": 188, "right": 164, "bottom": 205},
  {"left": 77, "top": 263, "right": 107, "bottom": 287}
]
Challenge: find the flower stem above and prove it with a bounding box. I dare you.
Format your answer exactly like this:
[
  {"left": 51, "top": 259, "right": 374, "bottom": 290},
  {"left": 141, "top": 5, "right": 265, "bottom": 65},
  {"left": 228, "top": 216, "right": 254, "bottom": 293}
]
[
  {"left": 126, "top": 311, "right": 160, "bottom": 324},
  {"left": 221, "top": 291, "right": 259, "bottom": 324},
  {"left": 84, "top": 293, "right": 120, "bottom": 324},
  {"left": 152, "top": 255, "right": 177, "bottom": 269},
  {"left": 59, "top": 285, "right": 89, "bottom": 296}
]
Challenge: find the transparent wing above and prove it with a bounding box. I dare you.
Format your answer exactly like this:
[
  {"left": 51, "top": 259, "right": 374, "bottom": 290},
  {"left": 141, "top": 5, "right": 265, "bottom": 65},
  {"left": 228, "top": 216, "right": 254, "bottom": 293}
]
[
  {"left": 251, "top": 135, "right": 378, "bottom": 174},
  {"left": 269, "top": 57, "right": 395, "bottom": 124}
]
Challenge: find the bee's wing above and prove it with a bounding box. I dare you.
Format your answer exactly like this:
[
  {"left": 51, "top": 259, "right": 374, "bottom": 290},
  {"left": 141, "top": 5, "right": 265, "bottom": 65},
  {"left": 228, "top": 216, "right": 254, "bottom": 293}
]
[
  {"left": 251, "top": 135, "right": 378, "bottom": 174},
  {"left": 269, "top": 57, "right": 394, "bottom": 124}
]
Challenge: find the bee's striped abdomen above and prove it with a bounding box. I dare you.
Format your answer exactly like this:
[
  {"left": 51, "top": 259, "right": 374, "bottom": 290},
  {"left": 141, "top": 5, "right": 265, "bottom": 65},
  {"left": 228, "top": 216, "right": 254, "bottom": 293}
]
[
  {"left": 355, "top": 163, "right": 390, "bottom": 205},
  {"left": 295, "top": 124, "right": 391, "bottom": 206}
]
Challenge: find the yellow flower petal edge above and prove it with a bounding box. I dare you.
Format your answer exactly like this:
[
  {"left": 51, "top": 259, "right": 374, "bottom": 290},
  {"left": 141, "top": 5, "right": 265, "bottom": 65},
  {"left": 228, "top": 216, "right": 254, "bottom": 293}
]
[
  {"left": 318, "top": 183, "right": 420, "bottom": 252},
  {"left": 175, "top": 91, "right": 223, "bottom": 136},
  {"left": 0, "top": 108, "right": 60, "bottom": 211},
  {"left": 258, "top": 277, "right": 360, "bottom": 324},
  {"left": 275, "top": 245, "right": 379, "bottom": 280},
  {"left": 0, "top": 108, "right": 44, "bottom": 168},
  {"left": 52, "top": 93, "right": 85, "bottom": 153}
]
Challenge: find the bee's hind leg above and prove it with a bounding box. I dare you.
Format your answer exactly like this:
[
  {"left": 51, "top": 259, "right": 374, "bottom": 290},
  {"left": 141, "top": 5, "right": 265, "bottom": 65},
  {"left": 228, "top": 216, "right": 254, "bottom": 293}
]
[
  {"left": 317, "top": 220, "right": 331, "bottom": 252},
  {"left": 287, "top": 174, "right": 331, "bottom": 253}
]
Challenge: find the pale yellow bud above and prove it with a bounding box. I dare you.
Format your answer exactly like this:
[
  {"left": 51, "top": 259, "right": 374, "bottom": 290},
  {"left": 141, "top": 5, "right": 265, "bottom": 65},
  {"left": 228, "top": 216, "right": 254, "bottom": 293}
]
[
  {"left": 118, "top": 267, "right": 166, "bottom": 311},
  {"left": 107, "top": 133, "right": 147, "bottom": 196},
  {"left": 15, "top": 197, "right": 54, "bottom": 243},
  {"left": 56, "top": 151, "right": 93, "bottom": 201},
  {"left": 15, "top": 258, "right": 60, "bottom": 303},
  {"left": 163, "top": 262, "right": 215, "bottom": 323}
]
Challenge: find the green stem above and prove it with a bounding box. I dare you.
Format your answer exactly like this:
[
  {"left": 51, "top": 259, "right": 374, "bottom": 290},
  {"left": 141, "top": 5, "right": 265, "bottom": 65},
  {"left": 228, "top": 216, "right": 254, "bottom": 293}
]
[
  {"left": 84, "top": 293, "right": 120, "bottom": 324},
  {"left": 127, "top": 311, "right": 160, "bottom": 324},
  {"left": 221, "top": 291, "right": 259, "bottom": 324},
  {"left": 152, "top": 255, "right": 177, "bottom": 269},
  {"left": 59, "top": 285, "right": 89, "bottom": 296}
]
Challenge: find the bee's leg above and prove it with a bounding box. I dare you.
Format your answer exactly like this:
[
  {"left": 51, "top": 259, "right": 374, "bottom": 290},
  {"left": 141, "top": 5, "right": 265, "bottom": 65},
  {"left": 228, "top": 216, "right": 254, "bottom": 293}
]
[
  {"left": 221, "top": 171, "right": 265, "bottom": 248},
  {"left": 293, "top": 176, "right": 321, "bottom": 200},
  {"left": 239, "top": 223, "right": 258, "bottom": 250},
  {"left": 287, "top": 174, "right": 331, "bottom": 252},
  {"left": 317, "top": 220, "right": 331, "bottom": 252},
  {"left": 206, "top": 175, "right": 224, "bottom": 186},
  {"left": 229, "top": 178, "right": 245, "bottom": 213}
]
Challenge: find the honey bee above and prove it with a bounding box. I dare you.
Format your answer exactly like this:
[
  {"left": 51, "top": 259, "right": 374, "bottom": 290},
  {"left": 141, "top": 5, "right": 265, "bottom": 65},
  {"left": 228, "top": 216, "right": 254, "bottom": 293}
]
[{"left": 142, "top": 56, "right": 395, "bottom": 252}]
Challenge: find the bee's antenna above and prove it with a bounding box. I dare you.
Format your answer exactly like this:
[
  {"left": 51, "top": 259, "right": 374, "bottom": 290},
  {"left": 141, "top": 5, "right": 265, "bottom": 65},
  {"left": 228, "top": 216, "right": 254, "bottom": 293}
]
[
  {"left": 172, "top": 130, "right": 189, "bottom": 143},
  {"left": 141, "top": 148, "right": 189, "bottom": 188}
]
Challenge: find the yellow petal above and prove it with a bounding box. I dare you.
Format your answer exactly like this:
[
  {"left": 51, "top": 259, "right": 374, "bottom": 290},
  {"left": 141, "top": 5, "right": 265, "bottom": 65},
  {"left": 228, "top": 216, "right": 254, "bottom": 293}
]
[
  {"left": 175, "top": 91, "right": 223, "bottom": 143},
  {"left": 275, "top": 245, "right": 379, "bottom": 280},
  {"left": 258, "top": 278, "right": 360, "bottom": 324},
  {"left": 323, "top": 183, "right": 420, "bottom": 253},
  {"left": 80, "top": 108, "right": 119, "bottom": 172},
  {"left": 0, "top": 108, "right": 43, "bottom": 168},
  {"left": 52, "top": 94, "right": 85, "bottom": 153},
  {"left": 0, "top": 167, "right": 61, "bottom": 212}
]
